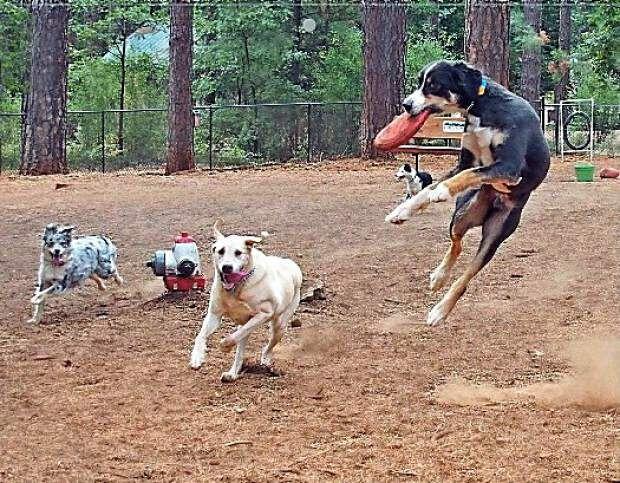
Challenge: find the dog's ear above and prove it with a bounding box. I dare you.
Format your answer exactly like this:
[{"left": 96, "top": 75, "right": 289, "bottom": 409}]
[
  {"left": 44, "top": 223, "right": 58, "bottom": 234},
  {"left": 403, "top": 163, "right": 412, "bottom": 173},
  {"left": 451, "top": 62, "right": 482, "bottom": 105},
  {"left": 213, "top": 219, "right": 224, "bottom": 240},
  {"left": 60, "top": 225, "right": 76, "bottom": 234},
  {"left": 244, "top": 236, "right": 262, "bottom": 248}
]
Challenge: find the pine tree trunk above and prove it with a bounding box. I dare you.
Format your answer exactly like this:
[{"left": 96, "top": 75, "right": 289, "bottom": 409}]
[
  {"left": 554, "top": 0, "right": 571, "bottom": 103},
  {"left": 520, "top": 0, "right": 542, "bottom": 105},
  {"left": 166, "top": 0, "right": 194, "bottom": 174},
  {"left": 360, "top": 2, "right": 406, "bottom": 159},
  {"left": 465, "top": 0, "right": 510, "bottom": 88},
  {"left": 20, "top": 0, "right": 68, "bottom": 175}
]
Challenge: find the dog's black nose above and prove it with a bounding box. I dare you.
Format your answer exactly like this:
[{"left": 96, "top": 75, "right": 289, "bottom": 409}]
[
  {"left": 221, "top": 264, "right": 233, "bottom": 274},
  {"left": 402, "top": 101, "right": 412, "bottom": 113},
  {"left": 54, "top": 249, "right": 61, "bottom": 256}
]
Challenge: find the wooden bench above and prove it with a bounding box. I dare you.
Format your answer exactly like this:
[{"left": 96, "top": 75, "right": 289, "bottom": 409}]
[{"left": 393, "top": 115, "right": 465, "bottom": 171}]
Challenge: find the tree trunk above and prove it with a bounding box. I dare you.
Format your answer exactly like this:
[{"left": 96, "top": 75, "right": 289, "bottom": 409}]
[
  {"left": 20, "top": 0, "right": 68, "bottom": 175},
  {"left": 465, "top": 0, "right": 510, "bottom": 88},
  {"left": 117, "top": 34, "right": 127, "bottom": 152},
  {"left": 359, "top": 2, "right": 406, "bottom": 159},
  {"left": 166, "top": 0, "right": 194, "bottom": 174},
  {"left": 553, "top": 0, "right": 571, "bottom": 103},
  {"left": 520, "top": 0, "right": 542, "bottom": 105}
]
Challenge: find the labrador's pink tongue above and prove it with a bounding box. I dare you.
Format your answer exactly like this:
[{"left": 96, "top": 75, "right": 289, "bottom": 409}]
[{"left": 225, "top": 271, "right": 248, "bottom": 284}]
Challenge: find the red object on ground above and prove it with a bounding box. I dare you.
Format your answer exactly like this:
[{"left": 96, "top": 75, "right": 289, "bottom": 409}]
[
  {"left": 599, "top": 167, "right": 619, "bottom": 179},
  {"left": 373, "top": 109, "right": 433, "bottom": 151},
  {"left": 164, "top": 275, "right": 206, "bottom": 292},
  {"left": 175, "top": 231, "right": 195, "bottom": 243}
]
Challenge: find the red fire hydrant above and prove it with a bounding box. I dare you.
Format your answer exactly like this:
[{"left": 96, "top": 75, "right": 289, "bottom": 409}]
[{"left": 146, "top": 232, "right": 207, "bottom": 291}]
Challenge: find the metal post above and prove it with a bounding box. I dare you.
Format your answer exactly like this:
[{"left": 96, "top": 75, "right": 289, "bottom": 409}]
[
  {"left": 306, "top": 103, "right": 311, "bottom": 163},
  {"left": 100, "top": 111, "right": 106, "bottom": 173},
  {"left": 208, "top": 106, "right": 213, "bottom": 170},
  {"left": 539, "top": 96, "right": 545, "bottom": 129},
  {"left": 555, "top": 104, "right": 560, "bottom": 155}
]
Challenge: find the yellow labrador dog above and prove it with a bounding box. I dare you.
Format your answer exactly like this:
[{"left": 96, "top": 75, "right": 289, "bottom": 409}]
[{"left": 190, "top": 221, "right": 302, "bottom": 382}]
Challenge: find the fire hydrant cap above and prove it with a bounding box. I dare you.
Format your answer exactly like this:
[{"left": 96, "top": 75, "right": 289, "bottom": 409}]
[{"left": 175, "top": 232, "right": 195, "bottom": 243}]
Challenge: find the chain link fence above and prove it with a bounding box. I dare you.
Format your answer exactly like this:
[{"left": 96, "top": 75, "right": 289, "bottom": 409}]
[
  {"left": 0, "top": 102, "right": 361, "bottom": 173},
  {"left": 0, "top": 100, "right": 617, "bottom": 173}
]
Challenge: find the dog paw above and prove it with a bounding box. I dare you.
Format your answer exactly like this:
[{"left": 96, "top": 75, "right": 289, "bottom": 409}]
[
  {"left": 428, "top": 183, "right": 452, "bottom": 203},
  {"left": 220, "top": 371, "right": 239, "bottom": 383},
  {"left": 26, "top": 318, "right": 39, "bottom": 325},
  {"left": 219, "top": 336, "right": 236, "bottom": 353},
  {"left": 30, "top": 295, "right": 42, "bottom": 304},
  {"left": 189, "top": 351, "right": 205, "bottom": 369},
  {"left": 385, "top": 202, "right": 412, "bottom": 224},
  {"left": 429, "top": 266, "right": 449, "bottom": 292},
  {"left": 260, "top": 350, "right": 273, "bottom": 366},
  {"left": 427, "top": 303, "right": 448, "bottom": 326},
  {"left": 97, "top": 282, "right": 107, "bottom": 291},
  {"left": 114, "top": 275, "right": 124, "bottom": 286}
]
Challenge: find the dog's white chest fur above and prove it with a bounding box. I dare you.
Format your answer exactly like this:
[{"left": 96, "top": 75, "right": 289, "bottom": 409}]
[
  {"left": 42, "top": 262, "right": 66, "bottom": 282},
  {"left": 464, "top": 115, "right": 506, "bottom": 167}
]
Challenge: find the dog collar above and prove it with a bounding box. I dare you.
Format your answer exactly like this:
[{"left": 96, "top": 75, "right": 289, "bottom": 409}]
[
  {"left": 477, "top": 77, "right": 488, "bottom": 96},
  {"left": 223, "top": 268, "right": 255, "bottom": 292},
  {"left": 467, "top": 77, "right": 488, "bottom": 112}
]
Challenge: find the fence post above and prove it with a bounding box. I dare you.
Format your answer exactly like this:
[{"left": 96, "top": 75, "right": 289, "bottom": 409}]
[
  {"left": 554, "top": 105, "right": 560, "bottom": 155},
  {"left": 539, "top": 96, "right": 545, "bottom": 129},
  {"left": 306, "top": 103, "right": 312, "bottom": 163},
  {"left": 100, "top": 111, "right": 106, "bottom": 173},
  {"left": 208, "top": 106, "right": 213, "bottom": 170}
]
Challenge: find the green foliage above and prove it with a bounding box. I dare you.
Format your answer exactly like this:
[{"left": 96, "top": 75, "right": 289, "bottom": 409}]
[
  {"left": 570, "top": 6, "right": 620, "bottom": 103},
  {"left": 311, "top": 23, "right": 362, "bottom": 101},
  {"left": 405, "top": 35, "right": 453, "bottom": 92},
  {"left": 0, "top": 1, "right": 29, "bottom": 99}
]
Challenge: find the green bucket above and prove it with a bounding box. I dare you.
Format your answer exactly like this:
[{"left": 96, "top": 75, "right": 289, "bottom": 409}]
[{"left": 575, "top": 163, "right": 595, "bottom": 182}]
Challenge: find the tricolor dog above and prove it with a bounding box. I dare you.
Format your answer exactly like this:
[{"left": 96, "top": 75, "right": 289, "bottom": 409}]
[
  {"left": 190, "top": 221, "right": 302, "bottom": 382},
  {"left": 395, "top": 163, "right": 433, "bottom": 200},
  {"left": 386, "top": 60, "right": 550, "bottom": 326},
  {"left": 28, "top": 224, "right": 123, "bottom": 324}
]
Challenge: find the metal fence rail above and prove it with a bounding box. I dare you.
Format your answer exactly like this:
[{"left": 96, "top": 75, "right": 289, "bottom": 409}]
[{"left": 0, "top": 100, "right": 617, "bottom": 173}]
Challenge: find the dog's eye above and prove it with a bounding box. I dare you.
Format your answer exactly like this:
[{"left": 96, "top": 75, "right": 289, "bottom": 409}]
[
  {"left": 234, "top": 250, "right": 242, "bottom": 257},
  {"left": 218, "top": 247, "right": 225, "bottom": 255}
]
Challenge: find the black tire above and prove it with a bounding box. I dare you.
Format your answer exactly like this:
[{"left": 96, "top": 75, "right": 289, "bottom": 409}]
[{"left": 563, "top": 111, "right": 591, "bottom": 151}]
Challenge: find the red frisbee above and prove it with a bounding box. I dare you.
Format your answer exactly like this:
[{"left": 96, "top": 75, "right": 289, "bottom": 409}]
[{"left": 374, "top": 109, "right": 432, "bottom": 151}]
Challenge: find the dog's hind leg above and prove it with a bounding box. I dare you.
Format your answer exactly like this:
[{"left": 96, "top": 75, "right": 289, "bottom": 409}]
[
  {"left": 221, "top": 336, "right": 248, "bottom": 383},
  {"left": 430, "top": 188, "right": 493, "bottom": 292},
  {"left": 90, "top": 274, "right": 107, "bottom": 291},
  {"left": 261, "top": 292, "right": 300, "bottom": 366},
  {"left": 427, "top": 198, "right": 526, "bottom": 326},
  {"left": 261, "top": 320, "right": 283, "bottom": 366},
  {"left": 112, "top": 270, "right": 124, "bottom": 286}
]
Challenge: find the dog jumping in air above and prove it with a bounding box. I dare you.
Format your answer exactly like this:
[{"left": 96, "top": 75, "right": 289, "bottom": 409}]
[
  {"left": 190, "top": 220, "right": 302, "bottom": 382},
  {"left": 28, "top": 223, "right": 123, "bottom": 324},
  {"left": 386, "top": 61, "right": 550, "bottom": 326}
]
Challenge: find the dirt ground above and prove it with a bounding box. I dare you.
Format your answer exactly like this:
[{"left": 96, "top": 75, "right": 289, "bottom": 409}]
[{"left": 1, "top": 156, "right": 618, "bottom": 482}]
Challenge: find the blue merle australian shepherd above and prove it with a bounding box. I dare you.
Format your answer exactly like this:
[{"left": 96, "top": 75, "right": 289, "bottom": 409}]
[
  {"left": 386, "top": 60, "right": 550, "bottom": 326},
  {"left": 28, "top": 224, "right": 123, "bottom": 324}
]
